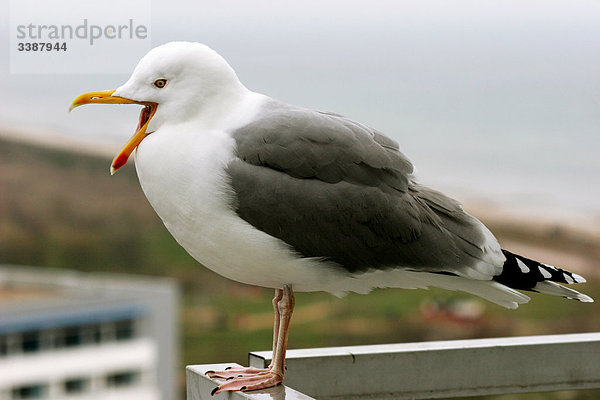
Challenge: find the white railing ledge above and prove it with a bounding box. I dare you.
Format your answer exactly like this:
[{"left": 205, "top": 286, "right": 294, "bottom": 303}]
[
  {"left": 248, "top": 332, "right": 600, "bottom": 399},
  {"left": 186, "top": 364, "right": 316, "bottom": 400}
]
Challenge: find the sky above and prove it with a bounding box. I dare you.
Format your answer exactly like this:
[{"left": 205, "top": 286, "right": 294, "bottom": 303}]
[{"left": 2, "top": 0, "right": 600, "bottom": 218}]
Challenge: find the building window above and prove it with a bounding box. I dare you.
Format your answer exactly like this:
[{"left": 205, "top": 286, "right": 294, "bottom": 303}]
[
  {"left": 11, "top": 383, "right": 47, "bottom": 399},
  {"left": 79, "top": 324, "right": 102, "bottom": 345},
  {"left": 115, "top": 320, "right": 135, "bottom": 341},
  {"left": 63, "top": 378, "right": 89, "bottom": 395},
  {"left": 52, "top": 328, "right": 65, "bottom": 348},
  {"left": 21, "top": 331, "right": 41, "bottom": 353},
  {"left": 1, "top": 318, "right": 140, "bottom": 357},
  {"left": 106, "top": 371, "right": 140, "bottom": 388},
  {"left": 90, "top": 324, "right": 102, "bottom": 344},
  {"left": 52, "top": 326, "right": 81, "bottom": 348},
  {"left": 100, "top": 322, "right": 116, "bottom": 342},
  {"left": 64, "top": 327, "right": 81, "bottom": 347},
  {"left": 0, "top": 335, "right": 8, "bottom": 356}
]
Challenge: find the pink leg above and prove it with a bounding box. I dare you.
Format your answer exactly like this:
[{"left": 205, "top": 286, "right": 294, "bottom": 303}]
[
  {"left": 210, "top": 286, "right": 295, "bottom": 394},
  {"left": 271, "top": 289, "right": 283, "bottom": 362},
  {"left": 207, "top": 289, "right": 282, "bottom": 380},
  {"left": 270, "top": 286, "right": 294, "bottom": 376}
]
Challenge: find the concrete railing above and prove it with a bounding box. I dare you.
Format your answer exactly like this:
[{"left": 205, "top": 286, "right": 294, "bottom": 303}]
[{"left": 188, "top": 332, "right": 600, "bottom": 399}]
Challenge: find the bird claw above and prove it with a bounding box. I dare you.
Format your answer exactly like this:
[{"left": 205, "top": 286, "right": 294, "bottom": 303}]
[{"left": 211, "top": 370, "right": 283, "bottom": 395}]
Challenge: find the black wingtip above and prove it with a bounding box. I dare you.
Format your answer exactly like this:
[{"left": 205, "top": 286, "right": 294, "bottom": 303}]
[{"left": 495, "top": 249, "right": 588, "bottom": 292}]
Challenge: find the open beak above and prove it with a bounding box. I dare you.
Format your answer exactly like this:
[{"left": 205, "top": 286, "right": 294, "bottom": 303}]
[{"left": 69, "top": 90, "right": 157, "bottom": 175}]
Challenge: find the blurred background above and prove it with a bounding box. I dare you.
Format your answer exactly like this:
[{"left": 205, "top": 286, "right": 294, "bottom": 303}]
[{"left": 1, "top": 1, "right": 599, "bottom": 399}]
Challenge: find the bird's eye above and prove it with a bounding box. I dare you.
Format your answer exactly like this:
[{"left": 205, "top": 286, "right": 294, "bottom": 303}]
[{"left": 154, "top": 79, "right": 167, "bottom": 88}]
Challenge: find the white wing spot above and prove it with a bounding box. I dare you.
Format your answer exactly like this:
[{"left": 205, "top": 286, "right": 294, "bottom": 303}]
[
  {"left": 564, "top": 273, "right": 575, "bottom": 284},
  {"left": 516, "top": 258, "right": 530, "bottom": 273},
  {"left": 571, "top": 273, "right": 586, "bottom": 283},
  {"left": 538, "top": 266, "right": 552, "bottom": 279}
]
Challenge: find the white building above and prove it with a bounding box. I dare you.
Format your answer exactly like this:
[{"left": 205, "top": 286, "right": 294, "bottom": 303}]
[{"left": 0, "top": 266, "right": 178, "bottom": 400}]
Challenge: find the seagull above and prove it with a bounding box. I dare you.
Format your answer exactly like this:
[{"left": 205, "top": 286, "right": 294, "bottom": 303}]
[{"left": 70, "top": 41, "right": 593, "bottom": 394}]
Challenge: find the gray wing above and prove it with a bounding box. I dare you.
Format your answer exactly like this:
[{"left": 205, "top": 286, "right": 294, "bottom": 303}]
[{"left": 226, "top": 100, "right": 502, "bottom": 278}]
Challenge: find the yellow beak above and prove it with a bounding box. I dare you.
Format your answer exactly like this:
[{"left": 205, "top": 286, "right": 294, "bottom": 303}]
[{"left": 69, "top": 90, "right": 157, "bottom": 175}]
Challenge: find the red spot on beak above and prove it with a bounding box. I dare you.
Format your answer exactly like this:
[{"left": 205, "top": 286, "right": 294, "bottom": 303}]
[{"left": 112, "top": 153, "right": 130, "bottom": 173}]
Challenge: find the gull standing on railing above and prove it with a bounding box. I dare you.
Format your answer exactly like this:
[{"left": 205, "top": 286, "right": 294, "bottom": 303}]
[{"left": 70, "top": 42, "right": 593, "bottom": 395}]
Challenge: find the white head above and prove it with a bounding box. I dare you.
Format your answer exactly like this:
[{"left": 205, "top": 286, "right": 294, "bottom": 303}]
[
  {"left": 70, "top": 42, "right": 248, "bottom": 173},
  {"left": 115, "top": 41, "right": 247, "bottom": 128}
]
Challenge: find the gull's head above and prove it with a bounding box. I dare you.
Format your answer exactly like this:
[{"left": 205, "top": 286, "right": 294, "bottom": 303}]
[
  {"left": 69, "top": 42, "right": 245, "bottom": 174},
  {"left": 115, "top": 42, "right": 245, "bottom": 123}
]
